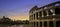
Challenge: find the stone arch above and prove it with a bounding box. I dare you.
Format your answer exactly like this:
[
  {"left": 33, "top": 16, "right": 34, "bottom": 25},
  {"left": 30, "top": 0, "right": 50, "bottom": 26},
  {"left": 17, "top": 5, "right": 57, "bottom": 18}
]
[
  {"left": 44, "top": 21, "right": 47, "bottom": 27},
  {"left": 56, "top": 21, "right": 60, "bottom": 27},
  {"left": 49, "top": 21, "right": 54, "bottom": 27}
]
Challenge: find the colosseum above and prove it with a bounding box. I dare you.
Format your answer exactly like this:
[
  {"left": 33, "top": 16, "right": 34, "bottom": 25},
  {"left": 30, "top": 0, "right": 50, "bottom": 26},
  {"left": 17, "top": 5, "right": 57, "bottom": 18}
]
[{"left": 29, "top": 1, "right": 60, "bottom": 27}]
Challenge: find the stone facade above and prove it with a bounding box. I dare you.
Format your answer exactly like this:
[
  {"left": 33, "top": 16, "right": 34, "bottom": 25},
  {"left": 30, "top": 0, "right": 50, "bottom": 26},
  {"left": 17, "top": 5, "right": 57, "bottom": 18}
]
[{"left": 29, "top": 1, "right": 60, "bottom": 27}]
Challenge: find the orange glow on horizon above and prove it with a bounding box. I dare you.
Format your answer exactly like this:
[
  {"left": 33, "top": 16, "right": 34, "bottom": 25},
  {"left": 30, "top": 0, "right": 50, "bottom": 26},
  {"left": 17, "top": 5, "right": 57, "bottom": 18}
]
[{"left": 8, "top": 15, "right": 29, "bottom": 20}]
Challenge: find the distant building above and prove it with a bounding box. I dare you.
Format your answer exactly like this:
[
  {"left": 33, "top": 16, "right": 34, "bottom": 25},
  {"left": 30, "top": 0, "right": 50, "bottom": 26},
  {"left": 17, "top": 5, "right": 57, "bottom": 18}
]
[
  {"left": 29, "top": 1, "right": 60, "bottom": 27},
  {"left": 0, "top": 16, "right": 12, "bottom": 24}
]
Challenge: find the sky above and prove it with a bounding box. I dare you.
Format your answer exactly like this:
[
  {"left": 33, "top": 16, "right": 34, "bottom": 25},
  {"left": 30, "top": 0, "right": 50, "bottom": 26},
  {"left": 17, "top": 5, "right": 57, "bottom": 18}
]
[{"left": 0, "top": 0, "right": 59, "bottom": 20}]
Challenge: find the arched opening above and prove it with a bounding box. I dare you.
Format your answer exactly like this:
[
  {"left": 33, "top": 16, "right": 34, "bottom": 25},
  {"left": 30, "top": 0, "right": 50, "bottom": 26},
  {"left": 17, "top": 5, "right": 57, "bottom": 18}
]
[
  {"left": 49, "top": 21, "right": 54, "bottom": 27},
  {"left": 48, "top": 9, "right": 53, "bottom": 15},
  {"left": 40, "top": 22, "right": 42, "bottom": 27},
  {"left": 36, "top": 12, "right": 38, "bottom": 20},
  {"left": 34, "top": 22, "right": 35, "bottom": 27},
  {"left": 34, "top": 14, "right": 35, "bottom": 20},
  {"left": 56, "top": 21, "right": 60, "bottom": 27},
  {"left": 55, "top": 7, "right": 60, "bottom": 14},
  {"left": 35, "top": 22, "right": 37, "bottom": 27},
  {"left": 43, "top": 11, "right": 47, "bottom": 16},
  {"left": 37, "top": 22, "right": 38, "bottom": 27},
  {"left": 44, "top": 22, "right": 47, "bottom": 27},
  {"left": 39, "top": 12, "right": 42, "bottom": 17}
]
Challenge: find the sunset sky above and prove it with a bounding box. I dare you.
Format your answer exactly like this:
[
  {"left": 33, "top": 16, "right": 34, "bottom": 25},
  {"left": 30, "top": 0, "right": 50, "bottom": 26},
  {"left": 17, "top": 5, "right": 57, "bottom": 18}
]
[{"left": 0, "top": 0, "right": 59, "bottom": 20}]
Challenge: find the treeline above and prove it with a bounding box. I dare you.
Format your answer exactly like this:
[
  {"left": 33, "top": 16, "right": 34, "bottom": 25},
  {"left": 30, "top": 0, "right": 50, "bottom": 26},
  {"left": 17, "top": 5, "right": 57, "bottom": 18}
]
[{"left": 0, "top": 16, "right": 29, "bottom": 25}]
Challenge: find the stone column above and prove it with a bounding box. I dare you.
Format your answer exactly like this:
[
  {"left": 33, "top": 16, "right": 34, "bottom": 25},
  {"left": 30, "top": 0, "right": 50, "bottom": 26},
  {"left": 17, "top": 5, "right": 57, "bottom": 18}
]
[
  {"left": 32, "top": 22, "right": 33, "bottom": 27},
  {"left": 47, "top": 21, "right": 49, "bottom": 27},
  {"left": 38, "top": 12, "right": 40, "bottom": 20},
  {"left": 46, "top": 9, "right": 49, "bottom": 27},
  {"left": 30, "top": 22, "right": 32, "bottom": 27},
  {"left": 52, "top": 7, "right": 56, "bottom": 27},
  {"left": 33, "top": 14, "right": 34, "bottom": 20},
  {"left": 52, "top": 9, "right": 55, "bottom": 15},
  {"left": 35, "top": 22, "right": 37, "bottom": 27},
  {"left": 42, "top": 21, "right": 44, "bottom": 27},
  {"left": 42, "top": 9, "right": 44, "bottom": 27},
  {"left": 42, "top": 10, "right": 44, "bottom": 17},
  {"left": 54, "top": 21, "right": 56, "bottom": 27},
  {"left": 33, "top": 22, "right": 34, "bottom": 27},
  {"left": 38, "top": 22, "right": 40, "bottom": 27},
  {"left": 31, "top": 15, "right": 33, "bottom": 20},
  {"left": 53, "top": 18, "right": 56, "bottom": 27},
  {"left": 46, "top": 9, "right": 49, "bottom": 16},
  {"left": 35, "top": 13, "right": 37, "bottom": 20}
]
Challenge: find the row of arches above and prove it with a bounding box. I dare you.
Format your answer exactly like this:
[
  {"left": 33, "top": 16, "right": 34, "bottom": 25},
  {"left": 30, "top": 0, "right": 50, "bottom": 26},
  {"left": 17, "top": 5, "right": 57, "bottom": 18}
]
[
  {"left": 30, "top": 7, "right": 60, "bottom": 20},
  {"left": 31, "top": 21, "right": 60, "bottom": 27}
]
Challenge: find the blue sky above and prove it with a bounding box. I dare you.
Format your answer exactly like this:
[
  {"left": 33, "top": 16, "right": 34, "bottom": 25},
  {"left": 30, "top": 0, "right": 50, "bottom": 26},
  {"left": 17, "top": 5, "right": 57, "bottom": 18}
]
[{"left": 0, "top": 0, "right": 59, "bottom": 20}]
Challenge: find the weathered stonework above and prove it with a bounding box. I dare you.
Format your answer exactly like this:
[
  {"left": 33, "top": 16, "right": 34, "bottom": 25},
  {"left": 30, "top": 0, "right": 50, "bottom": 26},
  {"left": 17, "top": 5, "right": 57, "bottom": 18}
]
[{"left": 29, "top": 1, "right": 60, "bottom": 27}]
